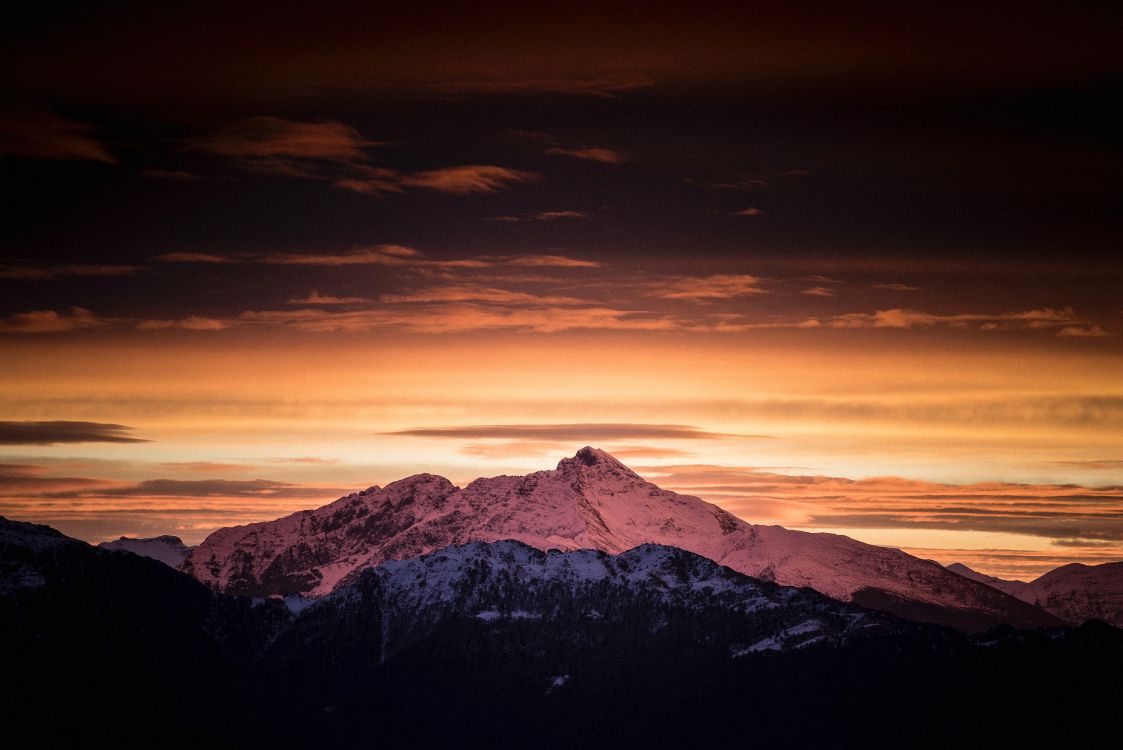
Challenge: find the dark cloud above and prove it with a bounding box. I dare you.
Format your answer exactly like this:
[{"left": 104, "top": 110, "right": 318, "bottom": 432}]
[
  {"left": 0, "top": 421, "right": 147, "bottom": 445},
  {"left": 0, "top": 263, "right": 143, "bottom": 281},
  {"left": 0, "top": 108, "right": 116, "bottom": 163},
  {"left": 0, "top": 308, "right": 103, "bottom": 334}
]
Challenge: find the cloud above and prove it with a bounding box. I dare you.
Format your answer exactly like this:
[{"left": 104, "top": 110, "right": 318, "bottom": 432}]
[
  {"left": 504, "top": 254, "right": 600, "bottom": 268},
  {"left": 649, "top": 274, "right": 767, "bottom": 300},
  {"left": 385, "top": 423, "right": 740, "bottom": 440},
  {"left": 152, "top": 252, "right": 237, "bottom": 264},
  {"left": 136, "top": 316, "right": 229, "bottom": 331},
  {"left": 732, "top": 207, "right": 764, "bottom": 217},
  {"left": 0, "top": 307, "right": 102, "bottom": 334},
  {"left": 190, "top": 116, "right": 381, "bottom": 175},
  {"left": 0, "top": 421, "right": 147, "bottom": 445},
  {"left": 337, "top": 165, "right": 538, "bottom": 195},
  {"left": 151, "top": 245, "right": 598, "bottom": 270},
  {"left": 0, "top": 108, "right": 117, "bottom": 163},
  {"left": 0, "top": 263, "right": 143, "bottom": 281},
  {"left": 704, "top": 177, "right": 770, "bottom": 191},
  {"left": 544, "top": 146, "right": 629, "bottom": 164},
  {"left": 378, "top": 286, "right": 588, "bottom": 306},
  {"left": 1056, "top": 325, "right": 1111, "bottom": 338},
  {"left": 153, "top": 462, "right": 256, "bottom": 473},
  {"left": 518, "top": 130, "right": 629, "bottom": 164},
  {"left": 1052, "top": 459, "right": 1123, "bottom": 470},
  {"left": 402, "top": 165, "right": 538, "bottom": 194},
  {"left": 95, "top": 478, "right": 318, "bottom": 498},
  {"left": 801, "top": 286, "right": 834, "bottom": 297},
  {"left": 489, "top": 210, "right": 591, "bottom": 222},
  {"left": 287, "top": 290, "right": 369, "bottom": 305},
  {"left": 239, "top": 304, "right": 684, "bottom": 334},
  {"left": 873, "top": 283, "right": 922, "bottom": 291},
  {"left": 267, "top": 245, "right": 429, "bottom": 266},
  {"left": 822, "top": 307, "right": 1082, "bottom": 331},
  {"left": 429, "top": 72, "right": 653, "bottom": 97}
]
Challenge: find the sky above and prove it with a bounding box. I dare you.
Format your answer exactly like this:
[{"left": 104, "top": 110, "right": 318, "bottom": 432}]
[{"left": 2, "top": 2, "right": 1122, "bottom": 579}]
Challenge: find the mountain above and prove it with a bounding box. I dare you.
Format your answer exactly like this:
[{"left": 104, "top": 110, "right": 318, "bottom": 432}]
[
  {"left": 946, "top": 562, "right": 1034, "bottom": 600},
  {"left": 4, "top": 515, "right": 1121, "bottom": 749},
  {"left": 294, "top": 539, "right": 891, "bottom": 663},
  {"left": 949, "top": 561, "right": 1123, "bottom": 627},
  {"left": 98, "top": 534, "right": 193, "bottom": 567},
  {"left": 183, "top": 447, "right": 1058, "bottom": 631}
]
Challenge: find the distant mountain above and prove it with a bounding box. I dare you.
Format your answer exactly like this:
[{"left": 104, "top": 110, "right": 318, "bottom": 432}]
[
  {"left": 184, "top": 447, "right": 1059, "bottom": 631},
  {"left": 99, "top": 534, "right": 192, "bottom": 567},
  {"left": 949, "top": 561, "right": 1123, "bottom": 627},
  {"left": 4, "top": 515, "right": 1121, "bottom": 749}
]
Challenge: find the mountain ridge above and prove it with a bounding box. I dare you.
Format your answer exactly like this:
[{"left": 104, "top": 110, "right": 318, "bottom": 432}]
[
  {"left": 947, "top": 560, "right": 1123, "bottom": 627},
  {"left": 183, "top": 447, "right": 1060, "bottom": 630}
]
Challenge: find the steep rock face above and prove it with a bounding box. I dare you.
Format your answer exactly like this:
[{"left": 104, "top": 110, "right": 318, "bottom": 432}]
[
  {"left": 949, "top": 561, "right": 1123, "bottom": 627},
  {"left": 99, "top": 535, "right": 193, "bottom": 568},
  {"left": 183, "top": 448, "right": 1059, "bottom": 629}
]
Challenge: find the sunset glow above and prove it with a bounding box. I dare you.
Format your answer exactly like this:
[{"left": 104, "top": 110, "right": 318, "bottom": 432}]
[{"left": 3, "top": 2, "right": 1121, "bottom": 581}]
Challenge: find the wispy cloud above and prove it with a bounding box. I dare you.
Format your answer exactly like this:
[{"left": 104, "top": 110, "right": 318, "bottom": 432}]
[
  {"left": 0, "top": 108, "right": 117, "bottom": 163},
  {"left": 821, "top": 307, "right": 1084, "bottom": 331},
  {"left": 189, "top": 116, "right": 381, "bottom": 176},
  {"left": 648, "top": 274, "right": 768, "bottom": 300},
  {"left": 732, "top": 207, "right": 764, "bottom": 217},
  {"left": 386, "top": 423, "right": 741, "bottom": 440},
  {"left": 544, "top": 145, "right": 629, "bottom": 164},
  {"left": 0, "top": 307, "right": 102, "bottom": 334},
  {"left": 1052, "top": 459, "right": 1123, "bottom": 470},
  {"left": 151, "top": 252, "right": 237, "bottom": 264},
  {"left": 0, "top": 421, "right": 147, "bottom": 445},
  {"left": 238, "top": 304, "right": 682, "bottom": 334},
  {"left": 136, "top": 316, "right": 230, "bottom": 331},
  {"left": 430, "top": 72, "right": 653, "bottom": 97},
  {"left": 192, "top": 117, "right": 535, "bottom": 196},
  {"left": 489, "top": 210, "right": 591, "bottom": 222},
  {"left": 873, "top": 282, "right": 922, "bottom": 291},
  {"left": 1056, "top": 325, "right": 1111, "bottom": 338},
  {"left": 150, "top": 245, "right": 599, "bottom": 270},
  {"left": 801, "top": 286, "right": 834, "bottom": 297},
  {"left": 517, "top": 130, "right": 629, "bottom": 164},
  {"left": 287, "top": 290, "right": 369, "bottom": 305},
  {"left": 378, "top": 285, "right": 588, "bottom": 306},
  {"left": 336, "top": 164, "right": 538, "bottom": 195},
  {"left": 0, "top": 263, "right": 143, "bottom": 281}
]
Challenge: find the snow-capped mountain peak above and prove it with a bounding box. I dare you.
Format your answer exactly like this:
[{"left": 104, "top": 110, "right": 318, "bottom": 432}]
[
  {"left": 99, "top": 535, "right": 193, "bottom": 568},
  {"left": 182, "top": 448, "right": 1059, "bottom": 630}
]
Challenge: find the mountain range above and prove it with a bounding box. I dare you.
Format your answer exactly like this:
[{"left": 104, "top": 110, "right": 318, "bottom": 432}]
[
  {"left": 2, "top": 513, "right": 1120, "bottom": 748},
  {"left": 948, "top": 560, "right": 1123, "bottom": 628},
  {"left": 182, "top": 447, "right": 1062, "bottom": 631}
]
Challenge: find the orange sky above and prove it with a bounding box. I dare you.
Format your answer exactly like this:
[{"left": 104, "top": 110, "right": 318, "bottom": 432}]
[
  {"left": 3, "top": 2, "right": 1121, "bottom": 581},
  {"left": 2, "top": 316, "right": 1121, "bottom": 579}
]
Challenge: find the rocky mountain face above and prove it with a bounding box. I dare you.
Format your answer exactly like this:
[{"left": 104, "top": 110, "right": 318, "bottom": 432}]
[
  {"left": 184, "top": 447, "right": 1059, "bottom": 630},
  {"left": 949, "top": 561, "right": 1123, "bottom": 627},
  {"left": 98, "top": 534, "right": 193, "bottom": 567}
]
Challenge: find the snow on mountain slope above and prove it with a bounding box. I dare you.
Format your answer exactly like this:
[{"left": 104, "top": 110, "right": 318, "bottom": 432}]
[
  {"left": 99, "top": 535, "right": 192, "bottom": 568},
  {"left": 183, "top": 448, "right": 1059, "bottom": 629},
  {"left": 306, "top": 539, "right": 886, "bottom": 660},
  {"left": 949, "top": 561, "right": 1123, "bottom": 627}
]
